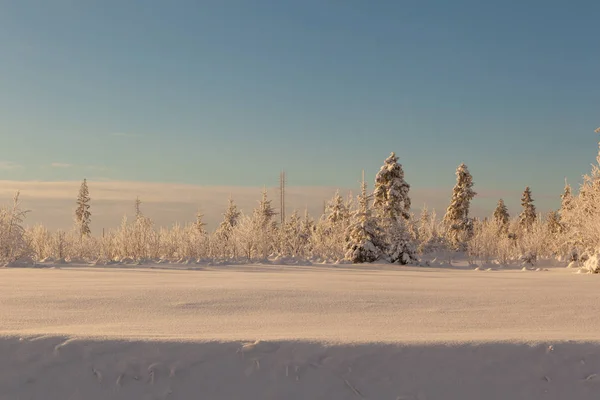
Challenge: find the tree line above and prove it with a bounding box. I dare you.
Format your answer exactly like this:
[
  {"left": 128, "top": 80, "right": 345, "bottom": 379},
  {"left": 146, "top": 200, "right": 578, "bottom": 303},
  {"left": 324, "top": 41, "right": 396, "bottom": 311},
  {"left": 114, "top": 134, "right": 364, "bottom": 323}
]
[{"left": 1, "top": 128, "right": 599, "bottom": 271}]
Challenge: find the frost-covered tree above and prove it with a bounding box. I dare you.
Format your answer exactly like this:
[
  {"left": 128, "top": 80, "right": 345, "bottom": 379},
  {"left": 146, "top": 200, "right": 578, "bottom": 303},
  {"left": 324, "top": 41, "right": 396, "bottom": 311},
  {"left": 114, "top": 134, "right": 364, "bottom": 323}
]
[
  {"left": 216, "top": 197, "right": 240, "bottom": 240},
  {"left": 519, "top": 187, "right": 537, "bottom": 233},
  {"left": 214, "top": 197, "right": 241, "bottom": 258},
  {"left": 468, "top": 219, "right": 500, "bottom": 264},
  {"left": 578, "top": 151, "right": 600, "bottom": 216},
  {"left": 0, "top": 192, "right": 31, "bottom": 261},
  {"left": 546, "top": 210, "right": 562, "bottom": 235},
  {"left": 386, "top": 219, "right": 417, "bottom": 264},
  {"left": 252, "top": 189, "right": 278, "bottom": 260},
  {"left": 493, "top": 199, "right": 509, "bottom": 234},
  {"left": 560, "top": 181, "right": 574, "bottom": 216},
  {"left": 345, "top": 172, "right": 382, "bottom": 263},
  {"left": 195, "top": 209, "right": 207, "bottom": 235},
  {"left": 312, "top": 191, "right": 351, "bottom": 262},
  {"left": 416, "top": 207, "right": 444, "bottom": 254},
  {"left": 373, "top": 152, "right": 411, "bottom": 221},
  {"left": 443, "top": 163, "right": 476, "bottom": 249},
  {"left": 280, "top": 209, "right": 304, "bottom": 257},
  {"left": 75, "top": 178, "right": 91, "bottom": 239},
  {"left": 234, "top": 214, "right": 257, "bottom": 261},
  {"left": 52, "top": 230, "right": 67, "bottom": 260},
  {"left": 253, "top": 189, "right": 277, "bottom": 229},
  {"left": 325, "top": 190, "right": 350, "bottom": 225},
  {"left": 560, "top": 129, "right": 600, "bottom": 254},
  {"left": 312, "top": 217, "right": 345, "bottom": 262},
  {"left": 298, "top": 208, "right": 315, "bottom": 257},
  {"left": 371, "top": 153, "right": 416, "bottom": 264}
]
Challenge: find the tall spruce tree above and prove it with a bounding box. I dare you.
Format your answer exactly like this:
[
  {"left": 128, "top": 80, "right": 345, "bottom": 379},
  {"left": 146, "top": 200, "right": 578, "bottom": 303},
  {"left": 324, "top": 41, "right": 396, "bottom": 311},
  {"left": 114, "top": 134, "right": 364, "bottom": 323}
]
[
  {"left": 493, "top": 199, "right": 509, "bottom": 234},
  {"left": 443, "top": 163, "right": 476, "bottom": 249},
  {"left": 75, "top": 179, "right": 91, "bottom": 239},
  {"left": 372, "top": 152, "right": 416, "bottom": 263},
  {"left": 373, "top": 152, "right": 411, "bottom": 221},
  {"left": 519, "top": 187, "right": 537, "bottom": 233}
]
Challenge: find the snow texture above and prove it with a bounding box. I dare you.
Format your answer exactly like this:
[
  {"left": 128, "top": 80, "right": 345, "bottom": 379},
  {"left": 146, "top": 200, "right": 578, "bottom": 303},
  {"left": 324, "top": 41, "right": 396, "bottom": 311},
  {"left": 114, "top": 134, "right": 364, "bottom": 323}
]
[{"left": 1, "top": 264, "right": 600, "bottom": 399}]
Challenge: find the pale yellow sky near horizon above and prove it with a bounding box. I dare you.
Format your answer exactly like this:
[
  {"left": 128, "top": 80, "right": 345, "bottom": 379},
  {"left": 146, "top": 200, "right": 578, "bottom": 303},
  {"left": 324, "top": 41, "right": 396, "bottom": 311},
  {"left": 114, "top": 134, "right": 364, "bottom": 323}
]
[{"left": 0, "top": 180, "right": 540, "bottom": 233}]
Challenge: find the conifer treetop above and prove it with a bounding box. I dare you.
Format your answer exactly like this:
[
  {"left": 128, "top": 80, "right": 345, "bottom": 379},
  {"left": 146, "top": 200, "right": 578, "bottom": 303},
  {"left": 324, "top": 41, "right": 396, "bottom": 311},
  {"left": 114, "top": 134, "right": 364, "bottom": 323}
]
[
  {"left": 75, "top": 178, "right": 92, "bottom": 237},
  {"left": 373, "top": 152, "right": 411, "bottom": 221},
  {"left": 195, "top": 209, "right": 207, "bottom": 234},
  {"left": 443, "top": 163, "right": 476, "bottom": 225},
  {"left": 221, "top": 197, "right": 241, "bottom": 229},
  {"left": 326, "top": 190, "right": 350, "bottom": 225},
  {"left": 519, "top": 186, "right": 537, "bottom": 231},
  {"left": 493, "top": 198, "right": 509, "bottom": 227},
  {"left": 254, "top": 188, "right": 277, "bottom": 223}
]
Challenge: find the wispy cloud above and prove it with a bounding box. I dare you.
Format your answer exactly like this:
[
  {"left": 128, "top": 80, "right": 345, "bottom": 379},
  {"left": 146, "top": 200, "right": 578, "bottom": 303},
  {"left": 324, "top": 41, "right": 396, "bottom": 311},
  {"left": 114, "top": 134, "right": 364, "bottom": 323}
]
[
  {"left": 0, "top": 161, "right": 22, "bottom": 170},
  {"left": 110, "top": 132, "right": 142, "bottom": 138},
  {"left": 50, "top": 162, "right": 73, "bottom": 168}
]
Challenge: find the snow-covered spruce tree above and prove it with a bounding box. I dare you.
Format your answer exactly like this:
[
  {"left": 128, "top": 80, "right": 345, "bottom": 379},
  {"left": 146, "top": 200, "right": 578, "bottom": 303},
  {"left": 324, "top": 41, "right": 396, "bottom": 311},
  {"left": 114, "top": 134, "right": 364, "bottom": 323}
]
[
  {"left": 326, "top": 190, "right": 350, "bottom": 225},
  {"left": 345, "top": 173, "right": 382, "bottom": 263},
  {"left": 552, "top": 180, "right": 584, "bottom": 259},
  {"left": 385, "top": 217, "right": 417, "bottom": 264},
  {"left": 75, "top": 178, "right": 91, "bottom": 240},
  {"left": 518, "top": 187, "right": 537, "bottom": 233},
  {"left": 493, "top": 199, "right": 510, "bottom": 235},
  {"left": 373, "top": 152, "right": 411, "bottom": 221},
  {"left": 298, "top": 208, "right": 315, "bottom": 258},
  {"left": 372, "top": 152, "right": 416, "bottom": 264},
  {"left": 443, "top": 163, "right": 476, "bottom": 250},
  {"left": 560, "top": 181, "right": 574, "bottom": 217}
]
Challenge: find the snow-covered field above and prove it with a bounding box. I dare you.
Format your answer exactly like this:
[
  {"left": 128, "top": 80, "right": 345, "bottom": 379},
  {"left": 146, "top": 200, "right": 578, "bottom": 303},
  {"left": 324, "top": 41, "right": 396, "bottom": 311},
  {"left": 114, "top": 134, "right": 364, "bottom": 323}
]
[{"left": 2, "top": 264, "right": 600, "bottom": 399}]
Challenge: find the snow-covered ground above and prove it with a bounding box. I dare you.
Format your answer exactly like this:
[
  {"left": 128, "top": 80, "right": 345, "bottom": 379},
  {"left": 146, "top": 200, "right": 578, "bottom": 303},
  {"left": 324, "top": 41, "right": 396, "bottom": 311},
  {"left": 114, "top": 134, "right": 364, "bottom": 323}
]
[{"left": 1, "top": 264, "right": 599, "bottom": 399}]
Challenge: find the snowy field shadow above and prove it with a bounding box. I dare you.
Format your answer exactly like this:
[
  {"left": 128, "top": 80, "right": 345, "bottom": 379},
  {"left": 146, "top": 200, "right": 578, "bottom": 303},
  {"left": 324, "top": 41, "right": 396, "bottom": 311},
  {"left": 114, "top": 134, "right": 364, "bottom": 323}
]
[{"left": 3, "top": 336, "right": 600, "bottom": 400}]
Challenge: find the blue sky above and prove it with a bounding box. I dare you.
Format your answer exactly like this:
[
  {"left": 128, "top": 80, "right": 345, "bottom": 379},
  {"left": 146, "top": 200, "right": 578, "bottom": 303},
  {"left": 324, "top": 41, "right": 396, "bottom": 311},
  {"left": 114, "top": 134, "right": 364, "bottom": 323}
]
[{"left": 1, "top": 0, "right": 599, "bottom": 214}]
